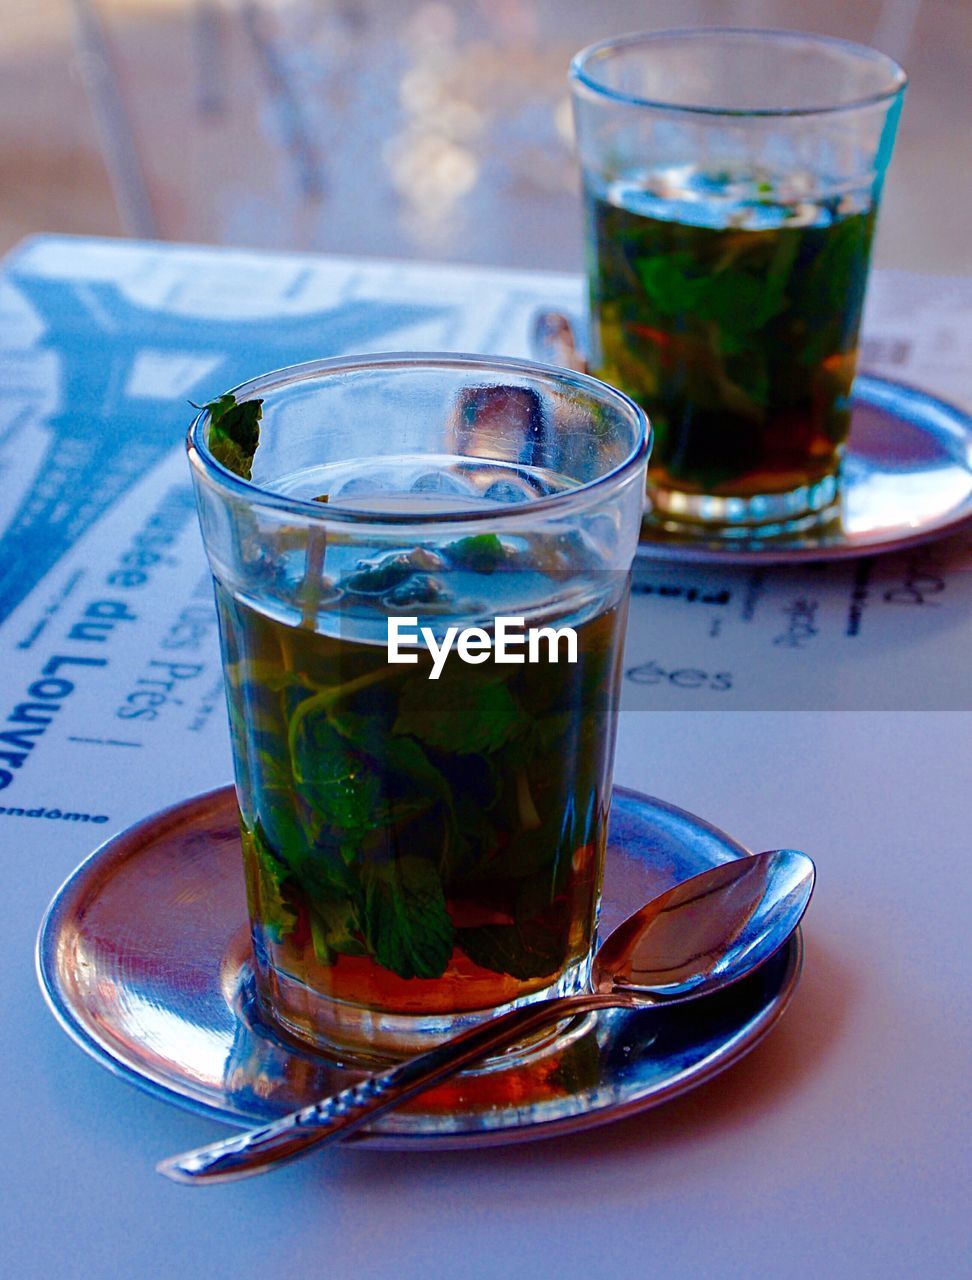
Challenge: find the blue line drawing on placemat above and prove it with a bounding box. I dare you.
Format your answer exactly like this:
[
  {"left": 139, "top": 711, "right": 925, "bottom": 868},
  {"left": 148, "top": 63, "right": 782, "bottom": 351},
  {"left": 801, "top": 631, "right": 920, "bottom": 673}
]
[{"left": 0, "top": 266, "right": 451, "bottom": 623}]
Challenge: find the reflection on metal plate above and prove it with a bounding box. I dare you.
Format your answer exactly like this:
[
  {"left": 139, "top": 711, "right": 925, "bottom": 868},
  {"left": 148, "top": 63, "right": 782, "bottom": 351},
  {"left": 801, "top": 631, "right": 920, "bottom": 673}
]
[{"left": 37, "top": 785, "right": 800, "bottom": 1151}]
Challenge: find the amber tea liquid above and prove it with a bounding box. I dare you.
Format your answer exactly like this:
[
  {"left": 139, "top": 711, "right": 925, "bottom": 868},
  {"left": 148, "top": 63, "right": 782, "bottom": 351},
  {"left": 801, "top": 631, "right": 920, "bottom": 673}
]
[
  {"left": 213, "top": 461, "right": 630, "bottom": 1059},
  {"left": 588, "top": 165, "right": 876, "bottom": 512}
]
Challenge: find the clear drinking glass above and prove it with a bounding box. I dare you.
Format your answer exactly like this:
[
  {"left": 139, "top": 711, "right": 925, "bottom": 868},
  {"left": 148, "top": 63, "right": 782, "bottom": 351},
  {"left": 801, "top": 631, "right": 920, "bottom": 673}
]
[
  {"left": 570, "top": 28, "right": 907, "bottom": 534},
  {"left": 187, "top": 353, "right": 648, "bottom": 1062}
]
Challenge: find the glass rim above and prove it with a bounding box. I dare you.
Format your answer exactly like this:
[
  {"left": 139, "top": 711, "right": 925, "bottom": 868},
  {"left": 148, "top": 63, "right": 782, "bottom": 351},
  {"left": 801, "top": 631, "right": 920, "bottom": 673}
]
[
  {"left": 186, "top": 350, "right": 651, "bottom": 527},
  {"left": 569, "top": 27, "right": 908, "bottom": 119}
]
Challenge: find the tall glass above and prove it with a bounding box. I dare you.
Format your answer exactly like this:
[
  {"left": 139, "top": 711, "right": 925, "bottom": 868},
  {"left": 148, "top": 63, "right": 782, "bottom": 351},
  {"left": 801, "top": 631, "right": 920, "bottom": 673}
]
[
  {"left": 571, "top": 29, "right": 906, "bottom": 534},
  {"left": 188, "top": 353, "right": 648, "bottom": 1062}
]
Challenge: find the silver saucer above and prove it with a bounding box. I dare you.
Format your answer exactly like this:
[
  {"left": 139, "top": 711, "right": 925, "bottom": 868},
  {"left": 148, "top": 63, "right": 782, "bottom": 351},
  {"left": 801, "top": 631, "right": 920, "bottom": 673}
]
[
  {"left": 37, "top": 785, "right": 801, "bottom": 1151},
  {"left": 531, "top": 311, "right": 972, "bottom": 566}
]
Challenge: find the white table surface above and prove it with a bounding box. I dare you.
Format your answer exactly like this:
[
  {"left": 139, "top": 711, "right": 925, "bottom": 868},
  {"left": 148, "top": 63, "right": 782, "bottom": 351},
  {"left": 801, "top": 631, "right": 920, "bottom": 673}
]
[{"left": 1, "top": 238, "right": 970, "bottom": 1279}]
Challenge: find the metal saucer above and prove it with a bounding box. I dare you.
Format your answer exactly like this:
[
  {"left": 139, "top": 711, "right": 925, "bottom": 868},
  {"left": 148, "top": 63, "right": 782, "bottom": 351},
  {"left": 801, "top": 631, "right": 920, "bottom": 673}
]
[
  {"left": 36, "top": 785, "right": 801, "bottom": 1151},
  {"left": 531, "top": 311, "right": 972, "bottom": 566}
]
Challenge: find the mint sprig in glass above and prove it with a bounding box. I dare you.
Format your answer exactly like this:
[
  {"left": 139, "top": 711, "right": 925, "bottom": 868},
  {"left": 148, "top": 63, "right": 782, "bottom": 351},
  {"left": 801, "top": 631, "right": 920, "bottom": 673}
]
[{"left": 188, "top": 355, "right": 648, "bottom": 1062}]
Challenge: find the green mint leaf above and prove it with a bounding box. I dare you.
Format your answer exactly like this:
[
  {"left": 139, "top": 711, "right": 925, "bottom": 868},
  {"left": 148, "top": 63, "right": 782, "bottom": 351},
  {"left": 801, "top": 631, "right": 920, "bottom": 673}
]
[
  {"left": 289, "top": 704, "right": 384, "bottom": 837},
  {"left": 384, "top": 574, "right": 448, "bottom": 607},
  {"left": 634, "top": 252, "right": 709, "bottom": 316},
  {"left": 329, "top": 709, "right": 453, "bottom": 812},
  {"left": 309, "top": 885, "right": 366, "bottom": 964},
  {"left": 442, "top": 533, "right": 508, "bottom": 573},
  {"left": 198, "top": 394, "right": 263, "bottom": 480},
  {"left": 244, "top": 823, "right": 299, "bottom": 942},
  {"left": 457, "top": 920, "right": 564, "bottom": 980},
  {"left": 756, "top": 230, "right": 800, "bottom": 326},
  {"left": 394, "top": 670, "right": 526, "bottom": 755},
  {"left": 256, "top": 787, "right": 307, "bottom": 860},
  {"left": 361, "top": 855, "right": 454, "bottom": 979},
  {"left": 309, "top": 911, "right": 336, "bottom": 965},
  {"left": 696, "top": 270, "right": 774, "bottom": 335},
  {"left": 344, "top": 547, "right": 443, "bottom": 594}
]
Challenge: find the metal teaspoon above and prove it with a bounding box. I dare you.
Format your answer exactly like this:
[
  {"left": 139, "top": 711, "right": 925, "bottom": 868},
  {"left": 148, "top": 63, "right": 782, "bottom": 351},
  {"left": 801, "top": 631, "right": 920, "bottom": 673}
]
[{"left": 159, "top": 847, "right": 814, "bottom": 1185}]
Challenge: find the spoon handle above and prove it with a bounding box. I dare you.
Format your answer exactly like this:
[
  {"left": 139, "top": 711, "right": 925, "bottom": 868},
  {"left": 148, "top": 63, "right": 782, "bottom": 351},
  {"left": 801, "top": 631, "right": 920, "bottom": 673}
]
[{"left": 158, "top": 990, "right": 640, "bottom": 1184}]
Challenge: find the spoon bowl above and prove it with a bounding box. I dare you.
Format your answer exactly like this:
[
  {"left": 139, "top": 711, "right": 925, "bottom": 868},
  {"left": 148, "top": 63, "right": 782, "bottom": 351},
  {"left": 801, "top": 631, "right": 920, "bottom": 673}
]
[{"left": 595, "top": 848, "right": 814, "bottom": 997}]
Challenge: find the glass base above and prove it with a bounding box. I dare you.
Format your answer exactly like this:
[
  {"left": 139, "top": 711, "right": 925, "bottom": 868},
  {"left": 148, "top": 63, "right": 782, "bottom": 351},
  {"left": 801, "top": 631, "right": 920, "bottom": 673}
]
[
  {"left": 252, "top": 952, "right": 594, "bottom": 1068},
  {"left": 647, "top": 468, "right": 840, "bottom": 537}
]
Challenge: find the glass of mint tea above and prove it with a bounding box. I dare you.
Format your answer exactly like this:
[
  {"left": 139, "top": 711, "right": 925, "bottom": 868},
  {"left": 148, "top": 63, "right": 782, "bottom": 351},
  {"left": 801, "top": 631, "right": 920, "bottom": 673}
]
[
  {"left": 571, "top": 29, "right": 906, "bottom": 535},
  {"left": 188, "top": 354, "right": 648, "bottom": 1062}
]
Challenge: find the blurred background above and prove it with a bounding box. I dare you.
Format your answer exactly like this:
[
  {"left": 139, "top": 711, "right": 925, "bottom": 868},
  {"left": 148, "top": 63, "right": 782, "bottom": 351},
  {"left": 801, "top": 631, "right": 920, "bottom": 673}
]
[{"left": 2, "top": 0, "right": 969, "bottom": 272}]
